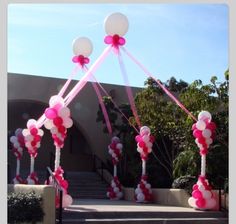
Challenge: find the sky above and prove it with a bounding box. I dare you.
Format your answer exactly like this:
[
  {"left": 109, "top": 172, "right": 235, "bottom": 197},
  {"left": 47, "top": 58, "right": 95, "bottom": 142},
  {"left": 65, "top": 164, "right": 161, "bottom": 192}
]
[{"left": 8, "top": 3, "right": 228, "bottom": 87}]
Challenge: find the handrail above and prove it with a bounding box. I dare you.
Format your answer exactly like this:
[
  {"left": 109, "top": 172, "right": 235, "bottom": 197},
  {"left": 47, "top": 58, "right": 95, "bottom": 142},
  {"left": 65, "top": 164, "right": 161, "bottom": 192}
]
[
  {"left": 92, "top": 154, "right": 113, "bottom": 182},
  {"left": 46, "top": 167, "right": 63, "bottom": 224}
]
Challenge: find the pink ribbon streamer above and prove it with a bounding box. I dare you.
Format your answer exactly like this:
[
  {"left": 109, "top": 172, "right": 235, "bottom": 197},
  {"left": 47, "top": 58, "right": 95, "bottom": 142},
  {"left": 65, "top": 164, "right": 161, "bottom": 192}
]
[
  {"left": 92, "top": 75, "right": 140, "bottom": 134},
  {"left": 117, "top": 50, "right": 141, "bottom": 128},
  {"left": 58, "top": 64, "right": 82, "bottom": 97},
  {"left": 83, "top": 66, "right": 113, "bottom": 135},
  {"left": 64, "top": 46, "right": 112, "bottom": 106},
  {"left": 121, "top": 47, "right": 197, "bottom": 121}
]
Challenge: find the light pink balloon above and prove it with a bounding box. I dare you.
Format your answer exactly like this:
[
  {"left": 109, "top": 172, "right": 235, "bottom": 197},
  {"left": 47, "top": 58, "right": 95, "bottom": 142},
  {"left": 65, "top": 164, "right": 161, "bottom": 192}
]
[{"left": 62, "top": 194, "right": 73, "bottom": 208}]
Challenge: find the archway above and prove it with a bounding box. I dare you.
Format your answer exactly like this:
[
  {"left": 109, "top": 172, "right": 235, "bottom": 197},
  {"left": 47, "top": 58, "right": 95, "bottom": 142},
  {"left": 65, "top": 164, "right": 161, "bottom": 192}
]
[{"left": 8, "top": 99, "right": 93, "bottom": 177}]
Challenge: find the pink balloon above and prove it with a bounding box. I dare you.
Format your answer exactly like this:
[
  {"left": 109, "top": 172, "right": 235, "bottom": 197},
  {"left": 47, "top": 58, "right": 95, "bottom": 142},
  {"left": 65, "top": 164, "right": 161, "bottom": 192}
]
[
  {"left": 192, "top": 190, "right": 202, "bottom": 199},
  {"left": 192, "top": 123, "right": 196, "bottom": 131},
  {"left": 45, "top": 108, "right": 57, "bottom": 119},
  {"left": 196, "top": 198, "right": 206, "bottom": 208},
  {"left": 192, "top": 184, "right": 198, "bottom": 191},
  {"left": 135, "top": 135, "right": 142, "bottom": 142},
  {"left": 193, "top": 129, "right": 202, "bottom": 138}
]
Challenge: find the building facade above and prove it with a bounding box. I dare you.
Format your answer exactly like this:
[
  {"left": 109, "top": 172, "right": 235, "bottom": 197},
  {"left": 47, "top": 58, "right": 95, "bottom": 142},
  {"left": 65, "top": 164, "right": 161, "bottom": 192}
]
[{"left": 8, "top": 73, "right": 141, "bottom": 174}]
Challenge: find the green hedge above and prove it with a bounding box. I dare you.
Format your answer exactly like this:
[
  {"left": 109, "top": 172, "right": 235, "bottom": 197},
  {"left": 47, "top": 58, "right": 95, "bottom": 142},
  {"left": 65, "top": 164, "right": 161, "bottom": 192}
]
[{"left": 8, "top": 191, "right": 44, "bottom": 223}]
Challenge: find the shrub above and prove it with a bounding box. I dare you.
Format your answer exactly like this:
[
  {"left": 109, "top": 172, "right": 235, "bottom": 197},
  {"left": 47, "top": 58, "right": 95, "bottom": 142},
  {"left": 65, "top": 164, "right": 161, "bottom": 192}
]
[
  {"left": 172, "top": 175, "right": 197, "bottom": 195},
  {"left": 8, "top": 191, "right": 44, "bottom": 223}
]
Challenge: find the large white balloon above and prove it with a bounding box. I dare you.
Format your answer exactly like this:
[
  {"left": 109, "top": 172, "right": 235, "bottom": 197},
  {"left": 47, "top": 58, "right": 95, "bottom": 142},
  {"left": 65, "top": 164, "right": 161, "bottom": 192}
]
[
  {"left": 104, "top": 12, "right": 129, "bottom": 36},
  {"left": 72, "top": 37, "right": 93, "bottom": 57}
]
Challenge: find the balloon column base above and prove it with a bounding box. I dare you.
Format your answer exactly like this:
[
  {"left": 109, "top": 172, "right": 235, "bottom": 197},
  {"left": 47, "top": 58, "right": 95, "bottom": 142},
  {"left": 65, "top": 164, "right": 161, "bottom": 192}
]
[
  {"left": 53, "top": 166, "right": 73, "bottom": 208},
  {"left": 135, "top": 175, "right": 152, "bottom": 203},
  {"left": 26, "top": 172, "right": 39, "bottom": 185},
  {"left": 107, "top": 177, "right": 123, "bottom": 200},
  {"left": 13, "top": 175, "right": 25, "bottom": 184},
  {"left": 188, "top": 175, "right": 217, "bottom": 210}
]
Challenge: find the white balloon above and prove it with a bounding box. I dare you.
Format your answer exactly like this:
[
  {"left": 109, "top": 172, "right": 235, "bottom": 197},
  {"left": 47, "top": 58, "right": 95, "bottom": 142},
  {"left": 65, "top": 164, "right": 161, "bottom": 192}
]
[
  {"left": 116, "top": 143, "right": 123, "bottom": 150},
  {"left": 72, "top": 37, "right": 93, "bottom": 57},
  {"left": 36, "top": 142, "right": 41, "bottom": 148},
  {"left": 25, "top": 142, "right": 32, "bottom": 148},
  {"left": 112, "top": 136, "right": 120, "bottom": 143},
  {"left": 188, "top": 197, "right": 196, "bottom": 207},
  {"left": 198, "top": 111, "right": 212, "bottom": 122},
  {"left": 62, "top": 194, "right": 73, "bottom": 208},
  {"left": 206, "top": 138, "right": 213, "bottom": 145},
  {"left": 49, "top": 95, "right": 64, "bottom": 107},
  {"left": 106, "top": 192, "right": 110, "bottom": 197},
  {"left": 137, "top": 193, "right": 145, "bottom": 202},
  {"left": 198, "top": 185, "right": 205, "bottom": 192},
  {"left": 202, "top": 129, "right": 212, "bottom": 138},
  {"left": 140, "top": 126, "right": 150, "bottom": 136},
  {"left": 114, "top": 187, "right": 119, "bottom": 193},
  {"left": 196, "top": 120, "right": 206, "bottom": 130},
  {"left": 143, "top": 135, "right": 149, "bottom": 143},
  {"left": 10, "top": 136, "right": 17, "bottom": 143},
  {"left": 25, "top": 135, "right": 33, "bottom": 142},
  {"left": 22, "top": 129, "right": 30, "bottom": 136},
  {"left": 202, "top": 190, "right": 212, "bottom": 199},
  {"left": 15, "top": 128, "right": 22, "bottom": 136},
  {"left": 27, "top": 119, "right": 36, "bottom": 129},
  {"left": 44, "top": 120, "right": 54, "bottom": 130},
  {"left": 63, "top": 118, "right": 73, "bottom": 128},
  {"left": 111, "top": 182, "right": 116, "bottom": 188},
  {"left": 104, "top": 12, "right": 129, "bottom": 36},
  {"left": 51, "top": 127, "right": 58, "bottom": 134},
  {"left": 148, "top": 147, "right": 152, "bottom": 153},
  {"left": 14, "top": 142, "right": 20, "bottom": 148},
  {"left": 38, "top": 129, "right": 44, "bottom": 136},
  {"left": 58, "top": 107, "right": 70, "bottom": 118},
  {"left": 146, "top": 183, "right": 151, "bottom": 189}
]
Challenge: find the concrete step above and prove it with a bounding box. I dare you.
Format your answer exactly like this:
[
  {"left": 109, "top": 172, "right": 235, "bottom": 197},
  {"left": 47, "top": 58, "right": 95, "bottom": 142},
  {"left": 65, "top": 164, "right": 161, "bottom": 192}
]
[{"left": 61, "top": 217, "right": 228, "bottom": 224}]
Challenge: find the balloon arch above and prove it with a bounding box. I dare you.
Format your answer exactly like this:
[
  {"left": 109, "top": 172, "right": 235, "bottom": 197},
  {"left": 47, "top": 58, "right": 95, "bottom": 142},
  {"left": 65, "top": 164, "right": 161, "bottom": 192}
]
[{"left": 9, "top": 12, "right": 217, "bottom": 210}]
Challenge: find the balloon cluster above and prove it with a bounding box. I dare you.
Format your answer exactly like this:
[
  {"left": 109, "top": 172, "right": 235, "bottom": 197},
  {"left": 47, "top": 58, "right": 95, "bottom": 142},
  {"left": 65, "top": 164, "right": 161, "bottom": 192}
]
[
  {"left": 53, "top": 166, "right": 73, "bottom": 208},
  {"left": 188, "top": 175, "right": 217, "bottom": 210},
  {"left": 44, "top": 96, "right": 73, "bottom": 148},
  {"left": 22, "top": 119, "right": 44, "bottom": 158},
  {"left": 135, "top": 126, "right": 155, "bottom": 161},
  {"left": 72, "top": 55, "right": 90, "bottom": 67},
  {"left": 10, "top": 128, "right": 25, "bottom": 184},
  {"left": 10, "top": 128, "right": 25, "bottom": 160},
  {"left": 107, "top": 176, "right": 123, "bottom": 200},
  {"left": 192, "top": 111, "right": 216, "bottom": 155},
  {"left": 104, "top": 34, "right": 126, "bottom": 48},
  {"left": 135, "top": 175, "right": 152, "bottom": 203},
  {"left": 108, "top": 136, "right": 123, "bottom": 165}
]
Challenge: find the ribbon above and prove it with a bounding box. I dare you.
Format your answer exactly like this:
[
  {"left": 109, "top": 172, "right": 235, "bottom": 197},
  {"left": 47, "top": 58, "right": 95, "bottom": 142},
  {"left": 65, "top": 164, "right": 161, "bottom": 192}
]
[
  {"left": 117, "top": 50, "right": 141, "bottom": 128},
  {"left": 121, "top": 47, "right": 197, "bottom": 121}
]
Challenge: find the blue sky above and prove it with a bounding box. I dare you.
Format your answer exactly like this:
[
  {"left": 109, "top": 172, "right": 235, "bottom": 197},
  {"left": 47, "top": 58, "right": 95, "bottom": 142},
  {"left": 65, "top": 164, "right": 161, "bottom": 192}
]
[{"left": 8, "top": 3, "right": 228, "bottom": 87}]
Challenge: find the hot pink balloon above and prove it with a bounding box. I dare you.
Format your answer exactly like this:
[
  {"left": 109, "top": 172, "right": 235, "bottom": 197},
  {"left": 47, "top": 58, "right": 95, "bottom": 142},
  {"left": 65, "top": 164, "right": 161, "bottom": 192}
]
[
  {"left": 45, "top": 108, "right": 57, "bottom": 119},
  {"left": 193, "top": 129, "right": 202, "bottom": 138},
  {"left": 192, "top": 190, "right": 202, "bottom": 199},
  {"left": 196, "top": 198, "right": 206, "bottom": 208}
]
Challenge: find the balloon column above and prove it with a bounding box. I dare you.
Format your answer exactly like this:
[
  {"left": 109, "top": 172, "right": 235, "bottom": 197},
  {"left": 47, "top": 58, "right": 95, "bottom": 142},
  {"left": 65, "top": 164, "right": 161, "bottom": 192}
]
[
  {"left": 10, "top": 128, "right": 25, "bottom": 184},
  {"left": 22, "top": 119, "right": 44, "bottom": 184},
  {"left": 188, "top": 111, "right": 217, "bottom": 210},
  {"left": 134, "top": 126, "right": 155, "bottom": 203},
  {"left": 44, "top": 95, "right": 73, "bottom": 207},
  {"left": 107, "top": 136, "right": 123, "bottom": 200}
]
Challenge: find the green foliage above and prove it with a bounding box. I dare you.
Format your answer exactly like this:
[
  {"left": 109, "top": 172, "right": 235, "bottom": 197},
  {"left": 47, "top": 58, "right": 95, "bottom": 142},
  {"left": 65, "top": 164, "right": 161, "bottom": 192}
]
[
  {"left": 172, "top": 175, "right": 197, "bottom": 195},
  {"left": 96, "top": 71, "right": 228, "bottom": 190},
  {"left": 8, "top": 191, "right": 44, "bottom": 223}
]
